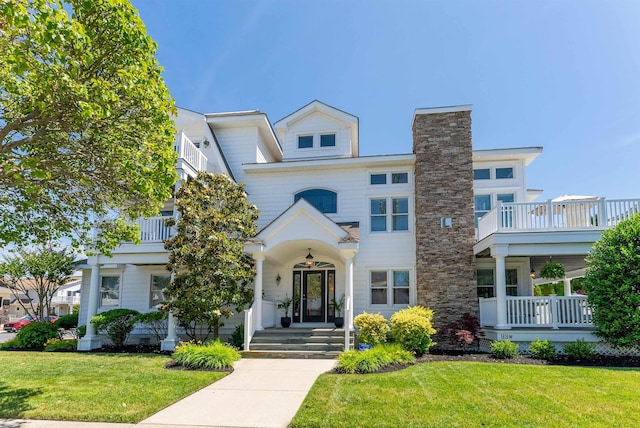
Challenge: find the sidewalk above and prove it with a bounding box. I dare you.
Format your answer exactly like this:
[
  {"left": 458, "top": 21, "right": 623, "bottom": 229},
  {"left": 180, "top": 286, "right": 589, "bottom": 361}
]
[{"left": 1, "top": 358, "right": 336, "bottom": 428}]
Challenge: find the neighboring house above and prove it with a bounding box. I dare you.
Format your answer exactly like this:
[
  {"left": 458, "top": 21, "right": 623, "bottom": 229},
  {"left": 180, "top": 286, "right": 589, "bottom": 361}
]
[
  {"left": 51, "top": 278, "right": 81, "bottom": 316},
  {"left": 77, "top": 101, "right": 640, "bottom": 352}
]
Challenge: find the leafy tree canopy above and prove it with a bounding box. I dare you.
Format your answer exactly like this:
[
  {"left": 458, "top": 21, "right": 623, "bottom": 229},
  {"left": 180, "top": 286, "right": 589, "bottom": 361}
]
[
  {"left": 164, "top": 172, "right": 259, "bottom": 340},
  {"left": 584, "top": 213, "right": 640, "bottom": 348},
  {"left": 0, "top": 245, "right": 77, "bottom": 320},
  {"left": 0, "top": 0, "right": 177, "bottom": 254}
]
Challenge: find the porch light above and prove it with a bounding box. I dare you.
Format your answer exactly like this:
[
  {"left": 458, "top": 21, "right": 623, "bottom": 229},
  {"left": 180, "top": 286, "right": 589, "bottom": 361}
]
[
  {"left": 305, "top": 248, "right": 314, "bottom": 269},
  {"left": 530, "top": 269, "right": 536, "bottom": 278},
  {"left": 276, "top": 273, "right": 281, "bottom": 285}
]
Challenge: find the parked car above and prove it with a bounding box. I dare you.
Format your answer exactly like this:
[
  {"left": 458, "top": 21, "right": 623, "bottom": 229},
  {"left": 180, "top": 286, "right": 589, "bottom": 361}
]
[{"left": 3, "top": 315, "right": 59, "bottom": 333}]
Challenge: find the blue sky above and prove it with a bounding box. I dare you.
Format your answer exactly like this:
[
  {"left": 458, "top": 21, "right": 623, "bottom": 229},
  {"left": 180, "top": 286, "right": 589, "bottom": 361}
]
[{"left": 132, "top": 0, "right": 640, "bottom": 200}]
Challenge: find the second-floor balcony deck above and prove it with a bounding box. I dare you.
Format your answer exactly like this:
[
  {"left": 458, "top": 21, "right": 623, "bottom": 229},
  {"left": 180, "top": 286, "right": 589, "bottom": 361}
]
[
  {"left": 175, "top": 131, "right": 208, "bottom": 176},
  {"left": 478, "top": 198, "right": 640, "bottom": 242}
]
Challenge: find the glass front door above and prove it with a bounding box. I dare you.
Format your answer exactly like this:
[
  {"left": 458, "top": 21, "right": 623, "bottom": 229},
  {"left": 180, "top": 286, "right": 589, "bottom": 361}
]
[{"left": 303, "top": 271, "right": 325, "bottom": 322}]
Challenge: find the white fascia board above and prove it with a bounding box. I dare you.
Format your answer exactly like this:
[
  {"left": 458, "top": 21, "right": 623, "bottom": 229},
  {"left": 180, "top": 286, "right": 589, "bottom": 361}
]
[
  {"left": 206, "top": 112, "right": 282, "bottom": 157},
  {"left": 274, "top": 100, "right": 358, "bottom": 129},
  {"left": 412, "top": 105, "right": 473, "bottom": 128},
  {"left": 244, "top": 154, "right": 415, "bottom": 174},
  {"left": 474, "top": 230, "right": 604, "bottom": 256},
  {"left": 473, "top": 147, "right": 543, "bottom": 166}
]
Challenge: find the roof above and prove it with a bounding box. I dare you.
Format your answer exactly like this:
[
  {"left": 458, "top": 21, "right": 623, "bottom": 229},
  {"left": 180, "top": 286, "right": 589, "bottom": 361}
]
[{"left": 473, "top": 146, "right": 543, "bottom": 166}]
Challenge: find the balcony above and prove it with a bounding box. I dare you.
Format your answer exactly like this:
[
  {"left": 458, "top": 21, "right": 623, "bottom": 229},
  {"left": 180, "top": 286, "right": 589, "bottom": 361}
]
[
  {"left": 174, "top": 131, "right": 208, "bottom": 176},
  {"left": 136, "top": 216, "right": 174, "bottom": 243},
  {"left": 51, "top": 294, "right": 81, "bottom": 306},
  {"left": 478, "top": 198, "right": 640, "bottom": 241}
]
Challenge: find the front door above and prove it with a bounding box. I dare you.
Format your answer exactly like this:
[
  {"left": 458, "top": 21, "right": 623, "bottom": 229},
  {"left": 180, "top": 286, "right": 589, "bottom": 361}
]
[{"left": 303, "top": 271, "right": 325, "bottom": 322}]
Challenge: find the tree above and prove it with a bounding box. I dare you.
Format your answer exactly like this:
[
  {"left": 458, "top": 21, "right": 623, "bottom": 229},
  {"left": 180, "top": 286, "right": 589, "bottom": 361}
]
[
  {"left": 164, "top": 173, "right": 259, "bottom": 340},
  {"left": 0, "top": 246, "right": 76, "bottom": 320},
  {"left": 0, "top": 0, "right": 177, "bottom": 254},
  {"left": 584, "top": 213, "right": 640, "bottom": 348}
]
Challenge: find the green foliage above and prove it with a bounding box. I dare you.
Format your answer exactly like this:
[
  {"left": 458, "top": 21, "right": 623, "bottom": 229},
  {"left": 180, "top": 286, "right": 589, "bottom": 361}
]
[
  {"left": 353, "top": 312, "right": 389, "bottom": 346},
  {"left": 540, "top": 261, "right": 565, "bottom": 279},
  {"left": 133, "top": 310, "right": 167, "bottom": 344},
  {"left": 277, "top": 295, "right": 293, "bottom": 317},
  {"left": 72, "top": 304, "right": 80, "bottom": 314},
  {"left": 584, "top": 213, "right": 640, "bottom": 348},
  {"left": 335, "top": 343, "right": 415, "bottom": 374},
  {"left": 15, "top": 321, "right": 60, "bottom": 348},
  {"left": 389, "top": 306, "right": 436, "bottom": 356},
  {"left": 534, "top": 282, "right": 565, "bottom": 296},
  {"left": 0, "top": 246, "right": 76, "bottom": 320},
  {"left": 563, "top": 339, "right": 596, "bottom": 360},
  {"left": 44, "top": 338, "right": 77, "bottom": 352},
  {"left": 528, "top": 338, "right": 556, "bottom": 360},
  {"left": 164, "top": 173, "right": 258, "bottom": 340},
  {"left": 330, "top": 295, "right": 345, "bottom": 316},
  {"left": 54, "top": 313, "right": 78, "bottom": 330},
  {"left": 230, "top": 323, "right": 244, "bottom": 349},
  {"left": 90, "top": 308, "right": 140, "bottom": 347},
  {"left": 77, "top": 324, "right": 86, "bottom": 338},
  {"left": 0, "top": 338, "right": 23, "bottom": 350},
  {"left": 171, "top": 340, "right": 241, "bottom": 370},
  {"left": 490, "top": 340, "right": 519, "bottom": 359},
  {"left": 0, "top": 0, "right": 177, "bottom": 254}
]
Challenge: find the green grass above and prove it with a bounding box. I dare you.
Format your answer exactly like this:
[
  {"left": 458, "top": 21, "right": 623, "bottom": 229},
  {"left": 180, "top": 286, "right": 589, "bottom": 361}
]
[
  {"left": 0, "top": 352, "right": 226, "bottom": 423},
  {"left": 292, "top": 361, "right": 640, "bottom": 428}
]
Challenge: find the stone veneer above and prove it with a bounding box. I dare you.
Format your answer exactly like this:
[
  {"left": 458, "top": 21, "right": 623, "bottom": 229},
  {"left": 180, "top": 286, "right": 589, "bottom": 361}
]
[{"left": 412, "top": 107, "right": 478, "bottom": 332}]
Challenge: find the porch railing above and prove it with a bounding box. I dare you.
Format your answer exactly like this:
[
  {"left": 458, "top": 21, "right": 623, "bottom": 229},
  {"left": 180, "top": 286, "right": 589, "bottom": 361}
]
[
  {"left": 51, "top": 295, "right": 81, "bottom": 306},
  {"left": 478, "top": 198, "right": 640, "bottom": 241},
  {"left": 174, "top": 131, "right": 207, "bottom": 173},
  {"left": 243, "top": 299, "right": 277, "bottom": 351},
  {"left": 136, "top": 216, "right": 174, "bottom": 243},
  {"left": 479, "top": 295, "right": 593, "bottom": 329}
]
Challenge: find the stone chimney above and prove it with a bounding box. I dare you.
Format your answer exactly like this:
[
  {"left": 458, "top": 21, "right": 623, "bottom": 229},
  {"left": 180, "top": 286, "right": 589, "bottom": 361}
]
[{"left": 412, "top": 106, "right": 477, "bottom": 332}]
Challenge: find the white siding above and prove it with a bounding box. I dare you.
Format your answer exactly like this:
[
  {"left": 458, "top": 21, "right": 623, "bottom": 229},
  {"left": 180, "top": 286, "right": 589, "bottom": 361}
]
[
  {"left": 281, "top": 111, "right": 353, "bottom": 160},
  {"left": 214, "top": 127, "right": 260, "bottom": 184}
]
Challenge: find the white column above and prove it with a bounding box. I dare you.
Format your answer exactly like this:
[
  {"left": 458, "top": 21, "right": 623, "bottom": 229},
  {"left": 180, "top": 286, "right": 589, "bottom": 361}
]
[
  {"left": 563, "top": 277, "right": 572, "bottom": 296},
  {"left": 254, "top": 253, "right": 265, "bottom": 331},
  {"left": 78, "top": 261, "right": 102, "bottom": 351},
  {"left": 493, "top": 245, "right": 510, "bottom": 330},
  {"left": 345, "top": 256, "right": 354, "bottom": 331}
]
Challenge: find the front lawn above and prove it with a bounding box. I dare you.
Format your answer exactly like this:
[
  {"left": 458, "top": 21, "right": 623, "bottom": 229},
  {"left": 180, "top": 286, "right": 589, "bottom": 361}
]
[
  {"left": 0, "top": 352, "right": 226, "bottom": 423},
  {"left": 292, "top": 361, "right": 640, "bottom": 427}
]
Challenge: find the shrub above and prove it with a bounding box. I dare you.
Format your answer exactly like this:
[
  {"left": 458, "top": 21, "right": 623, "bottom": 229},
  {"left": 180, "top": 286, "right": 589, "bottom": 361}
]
[
  {"left": 91, "top": 308, "right": 140, "bottom": 347},
  {"left": 172, "top": 340, "right": 241, "bottom": 370},
  {"left": 44, "top": 338, "right": 78, "bottom": 352},
  {"left": 584, "top": 213, "right": 640, "bottom": 348},
  {"left": 354, "top": 312, "right": 389, "bottom": 346},
  {"left": 77, "top": 324, "right": 86, "bottom": 338},
  {"left": 133, "top": 311, "right": 167, "bottom": 344},
  {"left": 563, "top": 339, "right": 596, "bottom": 360},
  {"left": 389, "top": 306, "right": 436, "bottom": 356},
  {"left": 528, "top": 338, "right": 556, "bottom": 360},
  {"left": 443, "top": 312, "right": 482, "bottom": 350},
  {"left": 0, "top": 338, "right": 23, "bottom": 350},
  {"left": 55, "top": 313, "right": 79, "bottom": 330},
  {"left": 490, "top": 340, "right": 519, "bottom": 359},
  {"left": 336, "top": 343, "right": 415, "bottom": 374},
  {"left": 14, "top": 321, "right": 60, "bottom": 349},
  {"left": 230, "top": 323, "right": 244, "bottom": 349}
]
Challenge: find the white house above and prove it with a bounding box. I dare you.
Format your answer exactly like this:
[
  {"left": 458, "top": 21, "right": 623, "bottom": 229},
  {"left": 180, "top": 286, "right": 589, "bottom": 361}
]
[{"left": 77, "top": 100, "right": 640, "bottom": 353}]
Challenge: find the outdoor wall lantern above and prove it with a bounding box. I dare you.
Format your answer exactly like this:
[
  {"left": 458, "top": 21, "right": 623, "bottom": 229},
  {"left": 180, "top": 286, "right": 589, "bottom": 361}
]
[
  {"left": 276, "top": 273, "right": 281, "bottom": 285},
  {"left": 530, "top": 269, "right": 536, "bottom": 278},
  {"left": 305, "top": 248, "right": 314, "bottom": 269}
]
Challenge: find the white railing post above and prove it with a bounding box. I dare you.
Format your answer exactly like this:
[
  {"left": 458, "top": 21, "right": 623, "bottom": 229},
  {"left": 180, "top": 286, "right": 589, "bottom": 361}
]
[
  {"left": 550, "top": 294, "right": 559, "bottom": 329},
  {"left": 547, "top": 199, "right": 554, "bottom": 229},
  {"left": 344, "top": 295, "right": 351, "bottom": 351},
  {"left": 244, "top": 308, "right": 252, "bottom": 351},
  {"left": 599, "top": 197, "right": 607, "bottom": 227}
]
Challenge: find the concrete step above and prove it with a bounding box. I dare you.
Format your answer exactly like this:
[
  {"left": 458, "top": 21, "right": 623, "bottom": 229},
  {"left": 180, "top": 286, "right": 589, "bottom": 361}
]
[
  {"left": 241, "top": 350, "right": 342, "bottom": 359},
  {"left": 248, "top": 327, "right": 354, "bottom": 356}
]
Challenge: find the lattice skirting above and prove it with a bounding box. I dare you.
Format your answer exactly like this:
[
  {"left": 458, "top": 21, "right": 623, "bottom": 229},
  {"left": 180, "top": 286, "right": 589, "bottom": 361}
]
[{"left": 479, "top": 337, "right": 640, "bottom": 357}]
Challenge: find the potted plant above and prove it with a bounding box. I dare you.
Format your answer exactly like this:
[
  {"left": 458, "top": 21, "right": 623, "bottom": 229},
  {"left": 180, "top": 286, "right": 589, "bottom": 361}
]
[
  {"left": 330, "top": 295, "right": 345, "bottom": 328},
  {"left": 278, "top": 295, "right": 293, "bottom": 328},
  {"left": 540, "top": 260, "right": 565, "bottom": 279}
]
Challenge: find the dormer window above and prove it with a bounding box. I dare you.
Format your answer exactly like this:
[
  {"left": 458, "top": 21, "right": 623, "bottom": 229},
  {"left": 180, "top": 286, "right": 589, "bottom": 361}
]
[
  {"left": 298, "top": 135, "right": 313, "bottom": 149},
  {"left": 320, "top": 134, "right": 336, "bottom": 147}
]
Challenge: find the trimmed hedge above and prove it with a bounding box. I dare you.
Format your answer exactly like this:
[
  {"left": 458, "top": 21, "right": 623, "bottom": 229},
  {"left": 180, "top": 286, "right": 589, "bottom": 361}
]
[
  {"left": 354, "top": 312, "right": 389, "bottom": 346},
  {"left": 389, "top": 306, "right": 436, "bottom": 356}
]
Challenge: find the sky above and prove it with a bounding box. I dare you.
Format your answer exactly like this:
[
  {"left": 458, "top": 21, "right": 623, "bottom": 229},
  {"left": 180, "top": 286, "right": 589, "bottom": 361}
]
[{"left": 131, "top": 0, "right": 640, "bottom": 201}]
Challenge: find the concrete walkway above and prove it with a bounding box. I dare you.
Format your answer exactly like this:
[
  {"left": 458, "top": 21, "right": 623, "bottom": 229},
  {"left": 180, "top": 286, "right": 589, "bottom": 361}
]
[{"left": 1, "top": 358, "right": 335, "bottom": 428}]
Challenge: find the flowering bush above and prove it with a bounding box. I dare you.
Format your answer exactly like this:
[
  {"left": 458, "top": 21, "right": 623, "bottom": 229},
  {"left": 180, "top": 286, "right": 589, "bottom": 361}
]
[{"left": 354, "top": 312, "right": 389, "bottom": 346}]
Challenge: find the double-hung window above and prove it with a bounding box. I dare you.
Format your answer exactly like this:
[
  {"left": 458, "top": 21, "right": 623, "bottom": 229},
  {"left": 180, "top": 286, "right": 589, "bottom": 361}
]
[
  {"left": 370, "top": 198, "right": 409, "bottom": 232},
  {"left": 370, "top": 269, "right": 411, "bottom": 305},
  {"left": 474, "top": 195, "right": 491, "bottom": 227},
  {"left": 100, "top": 276, "right": 120, "bottom": 307},
  {"left": 150, "top": 275, "right": 170, "bottom": 307}
]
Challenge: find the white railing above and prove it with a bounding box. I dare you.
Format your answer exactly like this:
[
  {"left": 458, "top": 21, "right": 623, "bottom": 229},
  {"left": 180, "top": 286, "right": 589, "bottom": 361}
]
[
  {"left": 174, "top": 131, "right": 208, "bottom": 173},
  {"left": 243, "top": 300, "right": 277, "bottom": 351},
  {"left": 51, "top": 295, "right": 81, "bottom": 306},
  {"left": 478, "top": 198, "right": 640, "bottom": 240},
  {"left": 479, "top": 295, "right": 593, "bottom": 329},
  {"left": 136, "top": 216, "right": 174, "bottom": 243}
]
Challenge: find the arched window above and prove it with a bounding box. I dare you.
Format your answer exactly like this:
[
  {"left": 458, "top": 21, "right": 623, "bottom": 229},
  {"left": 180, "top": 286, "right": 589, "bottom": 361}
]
[{"left": 294, "top": 189, "right": 337, "bottom": 214}]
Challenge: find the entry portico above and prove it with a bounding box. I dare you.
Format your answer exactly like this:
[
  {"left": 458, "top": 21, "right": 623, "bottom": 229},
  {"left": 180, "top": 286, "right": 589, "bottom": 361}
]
[{"left": 244, "top": 199, "right": 358, "bottom": 342}]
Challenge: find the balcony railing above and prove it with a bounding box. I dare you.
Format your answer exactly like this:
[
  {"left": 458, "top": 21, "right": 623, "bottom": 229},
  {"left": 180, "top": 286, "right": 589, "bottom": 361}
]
[
  {"left": 479, "top": 295, "right": 593, "bottom": 329},
  {"left": 478, "top": 198, "right": 640, "bottom": 241},
  {"left": 51, "top": 295, "right": 81, "bottom": 306},
  {"left": 174, "top": 131, "right": 208, "bottom": 173},
  {"left": 136, "top": 216, "right": 174, "bottom": 243}
]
